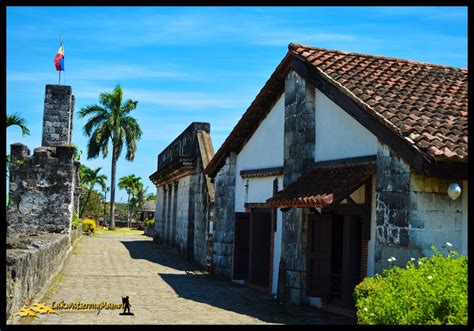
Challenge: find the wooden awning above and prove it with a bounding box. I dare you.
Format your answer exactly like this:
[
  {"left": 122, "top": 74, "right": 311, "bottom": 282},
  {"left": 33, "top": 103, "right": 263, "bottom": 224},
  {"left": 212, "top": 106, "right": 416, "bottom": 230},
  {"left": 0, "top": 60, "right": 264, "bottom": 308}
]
[{"left": 266, "top": 162, "right": 376, "bottom": 208}]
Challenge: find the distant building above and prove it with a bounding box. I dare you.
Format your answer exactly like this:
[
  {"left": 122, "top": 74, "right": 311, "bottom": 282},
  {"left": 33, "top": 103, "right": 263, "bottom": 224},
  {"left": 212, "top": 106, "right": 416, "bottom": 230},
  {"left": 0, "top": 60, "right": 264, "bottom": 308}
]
[
  {"left": 140, "top": 200, "right": 156, "bottom": 222},
  {"left": 205, "top": 43, "right": 467, "bottom": 315},
  {"left": 150, "top": 122, "right": 215, "bottom": 267}
]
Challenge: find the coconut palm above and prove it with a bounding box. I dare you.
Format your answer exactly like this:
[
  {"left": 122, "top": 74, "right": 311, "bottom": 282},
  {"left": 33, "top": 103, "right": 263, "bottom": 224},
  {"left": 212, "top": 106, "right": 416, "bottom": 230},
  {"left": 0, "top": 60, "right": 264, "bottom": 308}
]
[
  {"left": 118, "top": 174, "right": 141, "bottom": 227},
  {"left": 78, "top": 85, "right": 142, "bottom": 230},
  {"left": 79, "top": 165, "right": 107, "bottom": 218},
  {"left": 130, "top": 182, "right": 149, "bottom": 221},
  {"left": 7, "top": 112, "right": 30, "bottom": 136}
]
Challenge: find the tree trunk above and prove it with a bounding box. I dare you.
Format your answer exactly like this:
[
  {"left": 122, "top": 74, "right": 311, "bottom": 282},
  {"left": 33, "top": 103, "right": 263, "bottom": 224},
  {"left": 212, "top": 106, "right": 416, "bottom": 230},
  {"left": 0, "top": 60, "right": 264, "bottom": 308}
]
[
  {"left": 109, "top": 153, "right": 117, "bottom": 230},
  {"left": 127, "top": 192, "right": 131, "bottom": 228},
  {"left": 79, "top": 188, "right": 93, "bottom": 218}
]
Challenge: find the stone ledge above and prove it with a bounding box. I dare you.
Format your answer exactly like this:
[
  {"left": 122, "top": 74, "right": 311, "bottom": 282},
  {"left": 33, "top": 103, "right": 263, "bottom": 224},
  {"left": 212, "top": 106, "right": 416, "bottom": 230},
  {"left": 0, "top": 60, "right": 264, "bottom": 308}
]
[{"left": 6, "top": 231, "right": 81, "bottom": 318}]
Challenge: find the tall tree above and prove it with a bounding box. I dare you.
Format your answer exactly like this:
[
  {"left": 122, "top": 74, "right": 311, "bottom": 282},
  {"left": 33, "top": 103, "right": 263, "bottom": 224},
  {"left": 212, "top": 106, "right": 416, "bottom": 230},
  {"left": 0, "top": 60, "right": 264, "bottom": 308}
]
[
  {"left": 79, "top": 165, "right": 107, "bottom": 218},
  {"left": 118, "top": 174, "right": 141, "bottom": 227},
  {"left": 130, "top": 182, "right": 149, "bottom": 220},
  {"left": 7, "top": 112, "right": 30, "bottom": 136},
  {"left": 78, "top": 85, "right": 142, "bottom": 230}
]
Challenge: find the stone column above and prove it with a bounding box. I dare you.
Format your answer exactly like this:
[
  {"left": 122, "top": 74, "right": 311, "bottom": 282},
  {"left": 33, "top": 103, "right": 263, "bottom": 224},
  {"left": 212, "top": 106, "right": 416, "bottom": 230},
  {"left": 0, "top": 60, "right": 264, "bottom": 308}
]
[
  {"left": 42, "top": 85, "right": 74, "bottom": 147},
  {"left": 374, "top": 143, "right": 412, "bottom": 273},
  {"left": 211, "top": 152, "right": 236, "bottom": 279},
  {"left": 281, "top": 71, "right": 315, "bottom": 303}
]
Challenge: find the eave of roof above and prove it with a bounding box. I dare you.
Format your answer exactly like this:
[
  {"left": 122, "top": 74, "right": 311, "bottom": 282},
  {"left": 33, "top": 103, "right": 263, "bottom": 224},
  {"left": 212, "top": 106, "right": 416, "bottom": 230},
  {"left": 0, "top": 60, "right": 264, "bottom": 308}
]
[{"left": 204, "top": 52, "right": 293, "bottom": 178}]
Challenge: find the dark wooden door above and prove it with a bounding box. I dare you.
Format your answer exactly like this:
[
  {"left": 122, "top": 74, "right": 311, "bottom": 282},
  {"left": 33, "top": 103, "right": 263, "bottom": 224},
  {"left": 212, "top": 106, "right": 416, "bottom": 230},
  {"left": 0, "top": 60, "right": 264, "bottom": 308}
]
[
  {"left": 307, "top": 213, "right": 333, "bottom": 298},
  {"left": 233, "top": 212, "right": 250, "bottom": 280},
  {"left": 341, "top": 215, "right": 362, "bottom": 307},
  {"left": 248, "top": 211, "right": 272, "bottom": 288}
]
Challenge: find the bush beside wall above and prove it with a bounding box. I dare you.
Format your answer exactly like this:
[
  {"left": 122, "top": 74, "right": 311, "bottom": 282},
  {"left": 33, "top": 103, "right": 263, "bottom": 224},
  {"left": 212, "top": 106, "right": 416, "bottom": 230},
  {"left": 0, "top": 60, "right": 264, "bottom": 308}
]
[{"left": 355, "top": 246, "right": 467, "bottom": 325}]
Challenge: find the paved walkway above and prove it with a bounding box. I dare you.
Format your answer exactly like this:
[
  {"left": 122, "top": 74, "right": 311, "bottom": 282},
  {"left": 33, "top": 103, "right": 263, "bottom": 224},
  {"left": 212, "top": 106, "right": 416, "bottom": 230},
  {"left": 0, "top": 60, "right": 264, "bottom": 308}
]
[{"left": 13, "top": 232, "right": 355, "bottom": 325}]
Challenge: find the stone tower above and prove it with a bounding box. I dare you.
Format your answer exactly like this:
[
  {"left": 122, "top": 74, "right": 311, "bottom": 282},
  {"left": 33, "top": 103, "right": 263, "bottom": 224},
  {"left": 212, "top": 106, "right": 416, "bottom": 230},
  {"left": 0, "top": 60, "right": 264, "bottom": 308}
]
[
  {"left": 41, "top": 84, "right": 75, "bottom": 147},
  {"left": 7, "top": 85, "right": 81, "bottom": 237}
]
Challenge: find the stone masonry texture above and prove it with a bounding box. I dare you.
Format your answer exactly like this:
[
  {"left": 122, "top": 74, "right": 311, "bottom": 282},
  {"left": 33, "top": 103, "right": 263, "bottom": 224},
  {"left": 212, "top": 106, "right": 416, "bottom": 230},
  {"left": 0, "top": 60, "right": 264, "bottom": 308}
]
[
  {"left": 7, "top": 84, "right": 81, "bottom": 320},
  {"left": 373, "top": 143, "right": 464, "bottom": 273},
  {"left": 281, "top": 71, "right": 315, "bottom": 304},
  {"left": 211, "top": 153, "right": 236, "bottom": 279},
  {"left": 152, "top": 123, "right": 214, "bottom": 270},
  {"left": 6, "top": 233, "right": 75, "bottom": 318},
  {"left": 41, "top": 84, "right": 75, "bottom": 147},
  {"left": 374, "top": 143, "right": 414, "bottom": 273},
  {"left": 7, "top": 144, "right": 80, "bottom": 237}
]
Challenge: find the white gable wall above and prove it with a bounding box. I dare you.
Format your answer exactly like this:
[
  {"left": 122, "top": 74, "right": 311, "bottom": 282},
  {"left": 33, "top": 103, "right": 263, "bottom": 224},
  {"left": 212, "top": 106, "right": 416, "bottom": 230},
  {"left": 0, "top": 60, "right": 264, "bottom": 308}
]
[
  {"left": 315, "top": 88, "right": 377, "bottom": 162},
  {"left": 233, "top": 93, "right": 285, "bottom": 294},
  {"left": 235, "top": 93, "right": 284, "bottom": 212}
]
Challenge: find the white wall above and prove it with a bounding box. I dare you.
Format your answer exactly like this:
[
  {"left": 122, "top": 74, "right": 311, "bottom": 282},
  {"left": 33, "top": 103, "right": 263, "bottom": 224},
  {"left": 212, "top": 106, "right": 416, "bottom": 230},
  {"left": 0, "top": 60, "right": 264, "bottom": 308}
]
[
  {"left": 235, "top": 93, "right": 284, "bottom": 212},
  {"left": 315, "top": 88, "right": 377, "bottom": 161},
  {"left": 235, "top": 177, "right": 282, "bottom": 213},
  {"left": 408, "top": 175, "right": 464, "bottom": 257},
  {"left": 235, "top": 93, "right": 284, "bottom": 172},
  {"left": 233, "top": 94, "right": 285, "bottom": 290}
]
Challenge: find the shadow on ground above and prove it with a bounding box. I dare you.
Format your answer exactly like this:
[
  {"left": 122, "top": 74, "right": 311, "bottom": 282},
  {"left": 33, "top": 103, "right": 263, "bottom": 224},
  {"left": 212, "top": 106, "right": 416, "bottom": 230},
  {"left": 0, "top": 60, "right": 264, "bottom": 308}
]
[
  {"left": 158, "top": 273, "right": 355, "bottom": 324},
  {"left": 121, "top": 239, "right": 355, "bottom": 324},
  {"left": 120, "top": 239, "right": 204, "bottom": 272}
]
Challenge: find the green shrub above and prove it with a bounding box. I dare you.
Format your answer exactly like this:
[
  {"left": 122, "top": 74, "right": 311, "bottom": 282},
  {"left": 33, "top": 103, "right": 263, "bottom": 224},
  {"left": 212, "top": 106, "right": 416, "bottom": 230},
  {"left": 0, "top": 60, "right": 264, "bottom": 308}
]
[
  {"left": 144, "top": 219, "right": 155, "bottom": 228},
  {"left": 71, "top": 214, "right": 79, "bottom": 230},
  {"left": 82, "top": 218, "right": 97, "bottom": 233},
  {"left": 355, "top": 245, "right": 467, "bottom": 325}
]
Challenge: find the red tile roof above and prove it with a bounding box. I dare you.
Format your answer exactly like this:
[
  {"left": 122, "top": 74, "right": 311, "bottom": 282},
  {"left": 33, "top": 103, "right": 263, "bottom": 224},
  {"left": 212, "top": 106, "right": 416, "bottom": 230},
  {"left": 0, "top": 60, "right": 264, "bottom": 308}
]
[
  {"left": 205, "top": 43, "right": 467, "bottom": 178},
  {"left": 267, "top": 162, "right": 376, "bottom": 208},
  {"left": 290, "top": 43, "right": 468, "bottom": 163}
]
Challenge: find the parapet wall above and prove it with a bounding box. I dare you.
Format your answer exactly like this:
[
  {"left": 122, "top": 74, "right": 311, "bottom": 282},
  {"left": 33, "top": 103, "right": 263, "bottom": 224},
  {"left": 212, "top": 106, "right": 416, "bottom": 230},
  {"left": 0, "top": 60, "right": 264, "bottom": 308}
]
[
  {"left": 7, "top": 143, "right": 79, "bottom": 237},
  {"left": 6, "top": 232, "right": 77, "bottom": 318}
]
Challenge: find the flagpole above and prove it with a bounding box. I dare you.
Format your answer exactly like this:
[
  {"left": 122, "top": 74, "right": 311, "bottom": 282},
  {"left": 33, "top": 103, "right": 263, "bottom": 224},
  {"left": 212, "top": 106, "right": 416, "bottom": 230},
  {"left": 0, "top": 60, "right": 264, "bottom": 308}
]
[{"left": 58, "top": 33, "right": 63, "bottom": 85}]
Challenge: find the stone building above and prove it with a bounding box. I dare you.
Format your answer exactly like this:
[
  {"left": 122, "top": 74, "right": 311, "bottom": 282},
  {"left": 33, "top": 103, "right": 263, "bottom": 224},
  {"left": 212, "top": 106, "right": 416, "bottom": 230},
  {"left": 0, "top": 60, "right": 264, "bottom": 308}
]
[
  {"left": 7, "top": 84, "right": 81, "bottom": 237},
  {"left": 140, "top": 200, "right": 156, "bottom": 222},
  {"left": 149, "top": 122, "right": 215, "bottom": 267},
  {"left": 204, "top": 43, "right": 467, "bottom": 315}
]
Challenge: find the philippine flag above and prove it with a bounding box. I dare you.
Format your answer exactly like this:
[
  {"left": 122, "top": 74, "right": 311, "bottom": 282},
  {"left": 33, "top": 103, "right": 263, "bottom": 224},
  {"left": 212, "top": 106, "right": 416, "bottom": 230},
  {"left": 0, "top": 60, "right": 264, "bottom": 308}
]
[{"left": 54, "top": 45, "right": 64, "bottom": 71}]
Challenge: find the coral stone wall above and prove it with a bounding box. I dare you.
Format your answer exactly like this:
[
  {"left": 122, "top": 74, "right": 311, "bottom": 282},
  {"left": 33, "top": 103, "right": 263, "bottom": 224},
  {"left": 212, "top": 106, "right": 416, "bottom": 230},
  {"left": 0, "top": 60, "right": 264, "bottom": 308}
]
[{"left": 7, "top": 144, "right": 79, "bottom": 237}]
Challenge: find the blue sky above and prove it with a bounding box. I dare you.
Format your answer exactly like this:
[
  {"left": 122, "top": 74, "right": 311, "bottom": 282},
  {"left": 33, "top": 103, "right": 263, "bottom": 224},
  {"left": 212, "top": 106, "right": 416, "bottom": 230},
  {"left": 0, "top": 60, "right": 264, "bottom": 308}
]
[{"left": 6, "top": 6, "right": 467, "bottom": 202}]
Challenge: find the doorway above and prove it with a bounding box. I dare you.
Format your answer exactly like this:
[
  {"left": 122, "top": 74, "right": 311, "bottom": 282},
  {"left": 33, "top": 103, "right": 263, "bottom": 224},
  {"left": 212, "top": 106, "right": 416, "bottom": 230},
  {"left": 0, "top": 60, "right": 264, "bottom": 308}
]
[
  {"left": 307, "top": 212, "right": 362, "bottom": 310},
  {"left": 232, "top": 209, "right": 273, "bottom": 291}
]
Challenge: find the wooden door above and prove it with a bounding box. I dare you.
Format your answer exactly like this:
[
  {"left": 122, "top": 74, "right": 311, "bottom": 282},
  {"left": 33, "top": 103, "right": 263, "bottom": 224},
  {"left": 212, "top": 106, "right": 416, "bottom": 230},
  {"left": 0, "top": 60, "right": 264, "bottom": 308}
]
[
  {"left": 248, "top": 211, "right": 272, "bottom": 288},
  {"left": 341, "top": 215, "right": 362, "bottom": 308},
  {"left": 233, "top": 212, "right": 250, "bottom": 280},
  {"left": 307, "top": 213, "right": 333, "bottom": 298}
]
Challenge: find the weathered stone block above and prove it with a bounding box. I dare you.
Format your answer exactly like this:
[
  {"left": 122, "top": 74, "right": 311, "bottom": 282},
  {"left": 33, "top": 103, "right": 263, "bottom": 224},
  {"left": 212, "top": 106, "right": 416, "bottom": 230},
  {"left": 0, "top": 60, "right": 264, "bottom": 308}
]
[
  {"left": 408, "top": 210, "right": 425, "bottom": 229},
  {"left": 424, "top": 177, "right": 440, "bottom": 193},
  {"left": 389, "top": 209, "right": 408, "bottom": 227},
  {"left": 10, "top": 143, "right": 30, "bottom": 161}
]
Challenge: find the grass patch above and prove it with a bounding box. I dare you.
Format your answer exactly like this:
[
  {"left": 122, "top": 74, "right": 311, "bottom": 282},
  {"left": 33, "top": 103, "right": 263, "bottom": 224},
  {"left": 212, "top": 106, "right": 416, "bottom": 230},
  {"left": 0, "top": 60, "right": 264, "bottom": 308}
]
[{"left": 94, "top": 227, "right": 144, "bottom": 236}]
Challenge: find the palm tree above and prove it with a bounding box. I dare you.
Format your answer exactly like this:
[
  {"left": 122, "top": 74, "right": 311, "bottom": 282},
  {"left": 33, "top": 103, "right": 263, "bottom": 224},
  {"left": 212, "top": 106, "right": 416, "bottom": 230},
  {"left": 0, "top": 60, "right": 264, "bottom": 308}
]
[
  {"left": 7, "top": 112, "right": 30, "bottom": 136},
  {"left": 78, "top": 85, "right": 142, "bottom": 230},
  {"left": 118, "top": 174, "right": 141, "bottom": 227},
  {"left": 79, "top": 165, "right": 107, "bottom": 218},
  {"left": 130, "top": 182, "right": 149, "bottom": 221}
]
